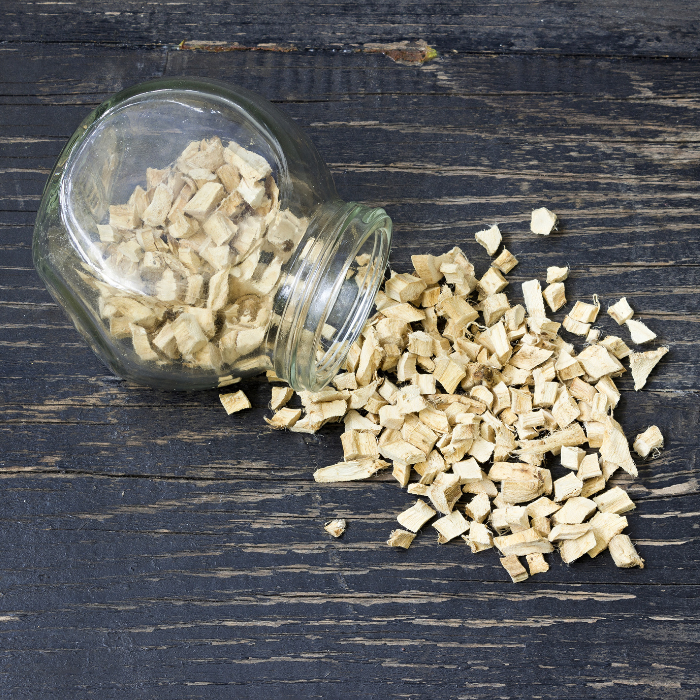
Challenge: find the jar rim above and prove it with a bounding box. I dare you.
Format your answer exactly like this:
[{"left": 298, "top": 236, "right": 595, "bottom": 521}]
[{"left": 270, "top": 201, "right": 392, "bottom": 392}]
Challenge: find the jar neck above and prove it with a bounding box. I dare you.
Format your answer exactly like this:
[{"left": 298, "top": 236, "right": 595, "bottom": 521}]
[{"left": 269, "top": 201, "right": 392, "bottom": 392}]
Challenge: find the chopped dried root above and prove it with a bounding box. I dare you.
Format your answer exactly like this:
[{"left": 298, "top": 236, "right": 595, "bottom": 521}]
[
  {"left": 324, "top": 519, "right": 347, "bottom": 538},
  {"left": 222, "top": 208, "right": 665, "bottom": 585},
  {"left": 219, "top": 389, "right": 251, "bottom": 415}
]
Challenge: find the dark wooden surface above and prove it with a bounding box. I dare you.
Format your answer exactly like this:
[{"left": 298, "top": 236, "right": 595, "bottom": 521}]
[{"left": 2, "top": 3, "right": 700, "bottom": 698}]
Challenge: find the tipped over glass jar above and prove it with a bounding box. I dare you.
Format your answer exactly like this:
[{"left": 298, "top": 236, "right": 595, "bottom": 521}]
[{"left": 33, "top": 77, "right": 392, "bottom": 391}]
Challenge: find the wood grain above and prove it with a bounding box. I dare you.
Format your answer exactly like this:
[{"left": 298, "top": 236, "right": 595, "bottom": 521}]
[
  {"left": 2, "top": 1, "right": 700, "bottom": 57},
  {"left": 0, "top": 16, "right": 699, "bottom": 699}
]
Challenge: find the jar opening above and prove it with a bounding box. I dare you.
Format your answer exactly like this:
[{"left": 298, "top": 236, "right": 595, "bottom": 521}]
[{"left": 270, "top": 202, "right": 392, "bottom": 392}]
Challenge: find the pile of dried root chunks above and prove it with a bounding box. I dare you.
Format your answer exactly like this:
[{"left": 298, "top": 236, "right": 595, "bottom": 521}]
[{"left": 225, "top": 213, "right": 667, "bottom": 583}]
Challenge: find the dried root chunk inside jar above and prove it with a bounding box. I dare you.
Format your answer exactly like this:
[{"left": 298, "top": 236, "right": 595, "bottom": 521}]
[
  {"left": 89, "top": 136, "right": 306, "bottom": 380},
  {"left": 34, "top": 79, "right": 392, "bottom": 391}
]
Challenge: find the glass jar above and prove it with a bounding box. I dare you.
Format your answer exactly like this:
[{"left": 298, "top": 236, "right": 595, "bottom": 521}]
[{"left": 33, "top": 77, "right": 392, "bottom": 392}]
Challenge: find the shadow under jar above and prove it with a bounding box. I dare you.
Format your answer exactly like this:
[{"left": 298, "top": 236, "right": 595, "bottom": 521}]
[{"left": 33, "top": 77, "right": 392, "bottom": 391}]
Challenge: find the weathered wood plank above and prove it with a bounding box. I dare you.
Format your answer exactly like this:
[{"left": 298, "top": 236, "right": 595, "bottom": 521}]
[
  {"left": 3, "top": 1, "right": 700, "bottom": 58},
  {"left": 0, "top": 36, "right": 699, "bottom": 700}
]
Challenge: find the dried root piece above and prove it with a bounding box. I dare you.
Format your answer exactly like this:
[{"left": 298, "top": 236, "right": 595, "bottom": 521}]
[
  {"left": 561, "top": 445, "right": 585, "bottom": 470},
  {"left": 626, "top": 319, "right": 656, "bottom": 344},
  {"left": 530, "top": 207, "right": 557, "bottom": 235},
  {"left": 433, "top": 510, "right": 469, "bottom": 543},
  {"left": 522, "top": 279, "right": 546, "bottom": 317},
  {"left": 608, "top": 534, "right": 644, "bottom": 568},
  {"left": 500, "top": 554, "right": 529, "bottom": 582},
  {"left": 562, "top": 315, "right": 590, "bottom": 337},
  {"left": 494, "top": 528, "right": 553, "bottom": 556},
  {"left": 387, "top": 529, "right": 416, "bottom": 549},
  {"left": 569, "top": 300, "right": 600, "bottom": 324},
  {"left": 601, "top": 417, "right": 637, "bottom": 477},
  {"left": 549, "top": 523, "right": 591, "bottom": 542},
  {"left": 412, "top": 254, "right": 444, "bottom": 285},
  {"left": 594, "top": 486, "right": 636, "bottom": 515},
  {"left": 220, "top": 390, "right": 251, "bottom": 415},
  {"left": 270, "top": 386, "right": 294, "bottom": 411},
  {"left": 633, "top": 425, "right": 664, "bottom": 458},
  {"left": 324, "top": 519, "right": 347, "bottom": 538},
  {"left": 560, "top": 529, "right": 596, "bottom": 564},
  {"left": 551, "top": 497, "right": 596, "bottom": 525},
  {"left": 341, "top": 430, "right": 379, "bottom": 461},
  {"left": 587, "top": 511, "right": 628, "bottom": 558},
  {"left": 629, "top": 347, "right": 668, "bottom": 390},
  {"left": 546, "top": 265, "right": 569, "bottom": 283},
  {"left": 493, "top": 249, "right": 518, "bottom": 274},
  {"left": 397, "top": 500, "right": 437, "bottom": 532},
  {"left": 475, "top": 224, "right": 502, "bottom": 255},
  {"left": 600, "top": 335, "right": 631, "bottom": 359},
  {"left": 428, "top": 472, "right": 462, "bottom": 514},
  {"left": 553, "top": 473, "right": 583, "bottom": 502},
  {"left": 466, "top": 521, "right": 494, "bottom": 552},
  {"left": 526, "top": 552, "right": 549, "bottom": 576},
  {"left": 543, "top": 282, "right": 566, "bottom": 312},
  {"left": 313, "top": 458, "right": 389, "bottom": 483},
  {"left": 265, "top": 407, "right": 302, "bottom": 429},
  {"left": 608, "top": 297, "right": 634, "bottom": 325}
]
